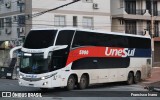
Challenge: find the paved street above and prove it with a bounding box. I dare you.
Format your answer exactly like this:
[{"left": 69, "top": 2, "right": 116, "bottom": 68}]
[{"left": 0, "top": 79, "right": 160, "bottom": 100}]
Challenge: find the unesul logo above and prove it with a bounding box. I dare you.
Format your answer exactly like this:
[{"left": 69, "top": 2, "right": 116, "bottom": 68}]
[{"left": 105, "top": 47, "right": 135, "bottom": 57}]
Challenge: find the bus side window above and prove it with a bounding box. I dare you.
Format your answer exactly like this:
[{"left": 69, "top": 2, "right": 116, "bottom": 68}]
[
  {"left": 55, "top": 30, "right": 74, "bottom": 47},
  {"left": 72, "top": 31, "right": 98, "bottom": 48}
]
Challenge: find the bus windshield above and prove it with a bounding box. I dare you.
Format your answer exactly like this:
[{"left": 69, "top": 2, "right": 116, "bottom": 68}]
[
  {"left": 23, "top": 30, "right": 57, "bottom": 49},
  {"left": 20, "top": 53, "right": 50, "bottom": 74}
]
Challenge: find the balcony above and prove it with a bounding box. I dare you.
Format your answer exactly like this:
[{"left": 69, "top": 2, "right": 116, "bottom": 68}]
[
  {"left": 125, "top": 9, "right": 146, "bottom": 15},
  {"left": 112, "top": 8, "right": 150, "bottom": 20},
  {"left": 112, "top": 8, "right": 160, "bottom": 21}
]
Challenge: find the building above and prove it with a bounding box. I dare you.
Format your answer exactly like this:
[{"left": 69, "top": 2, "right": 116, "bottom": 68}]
[
  {"left": 0, "top": 0, "right": 111, "bottom": 67},
  {"left": 111, "top": 0, "right": 160, "bottom": 66},
  {"left": 0, "top": 0, "right": 160, "bottom": 67},
  {"left": 0, "top": 0, "right": 26, "bottom": 67}
]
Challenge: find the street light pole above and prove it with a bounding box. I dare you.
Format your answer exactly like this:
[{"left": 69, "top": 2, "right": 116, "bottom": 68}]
[{"left": 151, "top": 0, "right": 154, "bottom": 67}]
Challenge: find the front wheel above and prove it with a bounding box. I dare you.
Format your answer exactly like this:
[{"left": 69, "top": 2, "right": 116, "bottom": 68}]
[
  {"left": 126, "top": 72, "right": 134, "bottom": 85},
  {"left": 66, "top": 75, "right": 75, "bottom": 90},
  {"left": 78, "top": 75, "right": 89, "bottom": 89}
]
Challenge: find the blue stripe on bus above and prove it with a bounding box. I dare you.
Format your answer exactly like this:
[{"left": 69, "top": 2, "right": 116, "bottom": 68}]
[{"left": 133, "top": 49, "right": 151, "bottom": 57}]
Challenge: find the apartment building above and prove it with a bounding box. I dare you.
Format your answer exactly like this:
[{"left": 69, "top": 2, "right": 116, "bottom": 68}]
[
  {"left": 111, "top": 0, "right": 160, "bottom": 66},
  {"left": 0, "top": 0, "right": 111, "bottom": 67},
  {"left": 0, "top": 0, "right": 26, "bottom": 67}
]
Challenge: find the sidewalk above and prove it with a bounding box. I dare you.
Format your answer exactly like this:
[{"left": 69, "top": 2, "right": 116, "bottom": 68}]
[{"left": 141, "top": 67, "right": 160, "bottom": 92}]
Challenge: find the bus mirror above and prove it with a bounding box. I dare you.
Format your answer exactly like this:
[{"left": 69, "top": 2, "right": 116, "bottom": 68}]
[{"left": 10, "top": 46, "right": 22, "bottom": 58}]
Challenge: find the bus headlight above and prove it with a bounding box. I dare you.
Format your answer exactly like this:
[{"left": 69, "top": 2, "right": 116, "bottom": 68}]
[
  {"left": 41, "top": 72, "right": 57, "bottom": 80},
  {"left": 41, "top": 77, "right": 45, "bottom": 80},
  {"left": 19, "top": 75, "right": 23, "bottom": 79}
]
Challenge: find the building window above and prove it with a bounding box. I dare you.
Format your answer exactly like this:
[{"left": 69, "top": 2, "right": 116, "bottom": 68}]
[
  {"left": 125, "top": 20, "right": 136, "bottom": 35},
  {"left": 0, "top": 18, "right": 4, "bottom": 29},
  {"left": 73, "top": 16, "right": 77, "bottom": 27},
  {"left": 82, "top": 17, "right": 94, "bottom": 29},
  {"left": 125, "top": 0, "right": 136, "bottom": 14},
  {"left": 54, "top": 15, "right": 66, "bottom": 27},
  {"left": 18, "top": 15, "right": 25, "bottom": 27},
  {"left": 154, "top": 21, "right": 159, "bottom": 37},
  {"left": 147, "top": 21, "right": 159, "bottom": 37},
  {"left": 5, "top": 17, "right": 12, "bottom": 27},
  {"left": 146, "top": 0, "right": 158, "bottom": 16}
]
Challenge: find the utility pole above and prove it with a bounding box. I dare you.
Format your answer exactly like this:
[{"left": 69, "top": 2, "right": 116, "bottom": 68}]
[{"left": 151, "top": 0, "right": 154, "bottom": 67}]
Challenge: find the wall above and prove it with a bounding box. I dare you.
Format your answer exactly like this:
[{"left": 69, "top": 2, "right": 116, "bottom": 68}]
[{"left": 31, "top": 0, "right": 111, "bottom": 31}]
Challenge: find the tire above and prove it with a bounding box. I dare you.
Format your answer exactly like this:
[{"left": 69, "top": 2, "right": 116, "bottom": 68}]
[
  {"left": 126, "top": 72, "right": 134, "bottom": 85},
  {"left": 67, "top": 75, "right": 75, "bottom": 90},
  {"left": 134, "top": 72, "right": 141, "bottom": 84},
  {"left": 78, "top": 75, "right": 89, "bottom": 89}
]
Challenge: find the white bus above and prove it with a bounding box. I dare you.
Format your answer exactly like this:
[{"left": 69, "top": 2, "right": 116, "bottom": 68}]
[{"left": 10, "top": 28, "right": 152, "bottom": 90}]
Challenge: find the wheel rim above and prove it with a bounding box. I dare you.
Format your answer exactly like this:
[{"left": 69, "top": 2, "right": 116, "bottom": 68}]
[{"left": 69, "top": 79, "right": 74, "bottom": 86}]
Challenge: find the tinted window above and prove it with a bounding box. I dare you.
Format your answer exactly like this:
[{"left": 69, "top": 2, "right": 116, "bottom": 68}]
[
  {"left": 24, "top": 30, "right": 57, "bottom": 49},
  {"left": 56, "top": 30, "right": 74, "bottom": 46},
  {"left": 72, "top": 31, "right": 128, "bottom": 48},
  {"left": 72, "top": 57, "right": 130, "bottom": 70},
  {"left": 72, "top": 31, "right": 151, "bottom": 49},
  {"left": 127, "top": 37, "right": 151, "bottom": 49}
]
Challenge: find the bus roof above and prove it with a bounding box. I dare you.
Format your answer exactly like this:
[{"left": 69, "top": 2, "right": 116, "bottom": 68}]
[{"left": 31, "top": 27, "right": 151, "bottom": 39}]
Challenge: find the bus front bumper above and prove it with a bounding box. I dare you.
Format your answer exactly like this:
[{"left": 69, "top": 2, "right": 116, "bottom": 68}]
[{"left": 18, "top": 78, "right": 53, "bottom": 88}]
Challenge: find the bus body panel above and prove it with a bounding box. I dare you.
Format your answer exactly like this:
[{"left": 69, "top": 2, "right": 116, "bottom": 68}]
[{"left": 11, "top": 28, "right": 151, "bottom": 88}]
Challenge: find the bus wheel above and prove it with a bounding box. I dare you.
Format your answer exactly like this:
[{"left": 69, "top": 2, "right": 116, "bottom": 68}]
[
  {"left": 78, "top": 75, "right": 89, "bottom": 89},
  {"left": 67, "top": 75, "right": 75, "bottom": 90},
  {"left": 134, "top": 71, "right": 141, "bottom": 84},
  {"left": 126, "top": 72, "right": 134, "bottom": 85}
]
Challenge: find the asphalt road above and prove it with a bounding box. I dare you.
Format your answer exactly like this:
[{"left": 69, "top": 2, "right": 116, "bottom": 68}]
[{"left": 0, "top": 79, "right": 159, "bottom": 100}]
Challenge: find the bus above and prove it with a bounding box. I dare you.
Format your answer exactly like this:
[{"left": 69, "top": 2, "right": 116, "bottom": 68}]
[{"left": 10, "top": 28, "right": 152, "bottom": 90}]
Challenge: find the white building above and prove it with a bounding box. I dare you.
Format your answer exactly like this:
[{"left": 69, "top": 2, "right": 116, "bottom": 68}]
[{"left": 31, "top": 0, "right": 111, "bottom": 31}]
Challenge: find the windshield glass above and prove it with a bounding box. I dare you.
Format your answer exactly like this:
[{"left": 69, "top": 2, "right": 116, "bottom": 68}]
[
  {"left": 23, "top": 30, "right": 57, "bottom": 49},
  {"left": 20, "top": 53, "right": 50, "bottom": 74}
]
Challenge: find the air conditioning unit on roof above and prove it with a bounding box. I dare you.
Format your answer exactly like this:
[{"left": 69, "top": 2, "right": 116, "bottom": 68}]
[
  {"left": 93, "top": 3, "right": 99, "bottom": 9},
  {"left": 5, "top": 2, "right": 11, "bottom": 8}
]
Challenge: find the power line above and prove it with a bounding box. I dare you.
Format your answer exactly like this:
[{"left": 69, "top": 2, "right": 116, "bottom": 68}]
[{"left": 28, "top": 0, "right": 81, "bottom": 19}]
